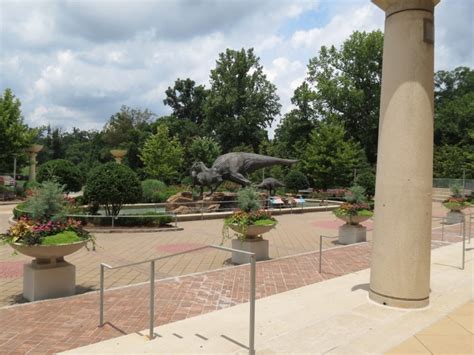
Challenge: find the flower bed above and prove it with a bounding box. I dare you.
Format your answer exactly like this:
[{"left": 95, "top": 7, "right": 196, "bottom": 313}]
[{"left": 442, "top": 197, "right": 470, "bottom": 211}]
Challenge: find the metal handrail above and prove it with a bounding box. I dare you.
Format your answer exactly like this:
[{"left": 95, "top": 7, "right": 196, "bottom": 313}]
[{"left": 99, "top": 244, "right": 257, "bottom": 355}]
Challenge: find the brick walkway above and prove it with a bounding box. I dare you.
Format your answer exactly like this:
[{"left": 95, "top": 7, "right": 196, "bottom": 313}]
[
  {"left": 0, "top": 230, "right": 467, "bottom": 355},
  {"left": 0, "top": 206, "right": 371, "bottom": 307}
]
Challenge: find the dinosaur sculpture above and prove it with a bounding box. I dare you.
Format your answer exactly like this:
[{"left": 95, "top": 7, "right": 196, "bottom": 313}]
[
  {"left": 212, "top": 152, "right": 297, "bottom": 186},
  {"left": 191, "top": 162, "right": 223, "bottom": 196},
  {"left": 256, "top": 177, "right": 285, "bottom": 196},
  {"left": 191, "top": 152, "right": 297, "bottom": 196}
]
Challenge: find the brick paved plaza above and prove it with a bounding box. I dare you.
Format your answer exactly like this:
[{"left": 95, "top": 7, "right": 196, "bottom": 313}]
[{"left": 0, "top": 202, "right": 470, "bottom": 354}]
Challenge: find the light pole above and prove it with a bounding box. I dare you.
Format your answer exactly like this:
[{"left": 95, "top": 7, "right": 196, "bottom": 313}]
[{"left": 13, "top": 154, "right": 17, "bottom": 188}]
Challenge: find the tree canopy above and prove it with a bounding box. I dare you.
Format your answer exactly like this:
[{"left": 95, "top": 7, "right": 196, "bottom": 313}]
[
  {"left": 0, "top": 89, "right": 34, "bottom": 172},
  {"left": 139, "top": 124, "right": 184, "bottom": 184},
  {"left": 204, "top": 48, "right": 281, "bottom": 152}
]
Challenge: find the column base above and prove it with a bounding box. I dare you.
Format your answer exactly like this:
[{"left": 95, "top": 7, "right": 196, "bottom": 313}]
[
  {"left": 369, "top": 288, "right": 429, "bottom": 309},
  {"left": 23, "top": 261, "right": 76, "bottom": 301}
]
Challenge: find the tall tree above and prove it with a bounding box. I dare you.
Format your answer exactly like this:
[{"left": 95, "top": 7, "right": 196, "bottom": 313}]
[
  {"left": 102, "top": 106, "right": 156, "bottom": 170},
  {"left": 434, "top": 67, "right": 474, "bottom": 147},
  {"left": 139, "top": 124, "right": 184, "bottom": 184},
  {"left": 302, "top": 121, "right": 365, "bottom": 189},
  {"left": 163, "top": 78, "right": 208, "bottom": 126},
  {"left": 205, "top": 48, "right": 281, "bottom": 152},
  {"left": 305, "top": 31, "right": 383, "bottom": 164},
  {"left": 274, "top": 82, "right": 317, "bottom": 159},
  {"left": 189, "top": 137, "right": 222, "bottom": 167},
  {"left": 0, "top": 88, "right": 34, "bottom": 172}
]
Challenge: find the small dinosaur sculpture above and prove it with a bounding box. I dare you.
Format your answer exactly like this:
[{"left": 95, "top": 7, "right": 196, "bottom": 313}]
[{"left": 256, "top": 177, "right": 285, "bottom": 196}]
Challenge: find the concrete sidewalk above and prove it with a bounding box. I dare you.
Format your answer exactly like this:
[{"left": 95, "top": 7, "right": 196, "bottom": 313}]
[{"left": 63, "top": 242, "right": 473, "bottom": 354}]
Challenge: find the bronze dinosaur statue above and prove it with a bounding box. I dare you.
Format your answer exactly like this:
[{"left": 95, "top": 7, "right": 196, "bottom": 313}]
[
  {"left": 211, "top": 153, "right": 297, "bottom": 186},
  {"left": 190, "top": 153, "right": 297, "bottom": 196},
  {"left": 190, "top": 162, "right": 223, "bottom": 196}
]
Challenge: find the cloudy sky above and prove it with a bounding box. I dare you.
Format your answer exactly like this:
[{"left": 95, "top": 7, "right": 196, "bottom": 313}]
[{"left": 1, "top": 0, "right": 472, "bottom": 134}]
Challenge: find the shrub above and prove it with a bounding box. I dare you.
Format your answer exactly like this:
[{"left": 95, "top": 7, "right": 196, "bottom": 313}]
[
  {"left": 285, "top": 170, "right": 309, "bottom": 193},
  {"left": 355, "top": 170, "right": 376, "bottom": 197},
  {"left": 344, "top": 185, "right": 367, "bottom": 204},
  {"left": 237, "top": 187, "right": 261, "bottom": 213},
  {"left": 37, "top": 159, "right": 82, "bottom": 193},
  {"left": 28, "top": 181, "right": 67, "bottom": 222},
  {"left": 84, "top": 162, "right": 142, "bottom": 216},
  {"left": 141, "top": 179, "right": 167, "bottom": 203},
  {"left": 114, "top": 212, "right": 174, "bottom": 227}
]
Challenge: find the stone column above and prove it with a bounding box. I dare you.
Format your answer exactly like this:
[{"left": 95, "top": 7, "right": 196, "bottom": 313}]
[
  {"left": 369, "top": 0, "right": 439, "bottom": 308},
  {"left": 26, "top": 145, "right": 43, "bottom": 182}
]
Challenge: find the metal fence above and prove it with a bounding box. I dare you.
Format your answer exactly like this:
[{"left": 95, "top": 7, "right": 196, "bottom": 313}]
[
  {"left": 433, "top": 178, "right": 474, "bottom": 191},
  {"left": 99, "top": 245, "right": 257, "bottom": 354},
  {"left": 66, "top": 213, "right": 179, "bottom": 229}
]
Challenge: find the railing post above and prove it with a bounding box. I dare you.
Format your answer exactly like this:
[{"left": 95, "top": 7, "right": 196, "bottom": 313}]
[
  {"left": 149, "top": 261, "right": 155, "bottom": 340},
  {"left": 319, "top": 235, "right": 323, "bottom": 273},
  {"left": 99, "top": 264, "right": 105, "bottom": 327},
  {"left": 441, "top": 218, "right": 444, "bottom": 241},
  {"left": 462, "top": 216, "right": 466, "bottom": 270},
  {"left": 249, "top": 254, "right": 256, "bottom": 355}
]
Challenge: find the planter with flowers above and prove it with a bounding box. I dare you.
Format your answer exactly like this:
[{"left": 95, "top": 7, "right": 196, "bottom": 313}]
[
  {"left": 333, "top": 186, "right": 373, "bottom": 244},
  {"left": 1, "top": 181, "right": 95, "bottom": 301},
  {"left": 222, "top": 187, "right": 277, "bottom": 264},
  {"left": 443, "top": 184, "right": 470, "bottom": 224}
]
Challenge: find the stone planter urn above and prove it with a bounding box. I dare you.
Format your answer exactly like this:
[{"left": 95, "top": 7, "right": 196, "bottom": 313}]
[
  {"left": 25, "top": 144, "right": 43, "bottom": 182},
  {"left": 10, "top": 241, "right": 86, "bottom": 301},
  {"left": 110, "top": 149, "right": 127, "bottom": 164},
  {"left": 336, "top": 215, "right": 372, "bottom": 245},
  {"left": 228, "top": 224, "right": 276, "bottom": 264}
]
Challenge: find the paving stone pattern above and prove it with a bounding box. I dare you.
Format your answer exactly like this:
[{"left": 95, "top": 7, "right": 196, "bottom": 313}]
[{"left": 0, "top": 242, "right": 373, "bottom": 355}]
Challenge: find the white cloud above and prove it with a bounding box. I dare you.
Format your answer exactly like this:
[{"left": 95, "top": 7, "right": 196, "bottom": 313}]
[{"left": 0, "top": 0, "right": 471, "bottom": 134}]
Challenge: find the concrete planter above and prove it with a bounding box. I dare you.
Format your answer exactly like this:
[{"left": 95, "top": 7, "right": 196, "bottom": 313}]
[
  {"left": 10, "top": 241, "right": 86, "bottom": 301},
  {"left": 228, "top": 223, "right": 276, "bottom": 264},
  {"left": 445, "top": 211, "right": 464, "bottom": 225},
  {"left": 337, "top": 215, "right": 371, "bottom": 225},
  {"left": 443, "top": 204, "right": 468, "bottom": 212},
  {"left": 228, "top": 223, "right": 276, "bottom": 238},
  {"left": 11, "top": 241, "right": 86, "bottom": 265},
  {"left": 338, "top": 224, "right": 367, "bottom": 245},
  {"left": 231, "top": 238, "right": 269, "bottom": 264}
]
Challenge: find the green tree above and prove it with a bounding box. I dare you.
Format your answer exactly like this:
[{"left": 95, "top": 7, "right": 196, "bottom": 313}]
[
  {"left": 84, "top": 162, "right": 141, "bottom": 216},
  {"left": 189, "top": 137, "right": 222, "bottom": 167},
  {"left": 302, "top": 121, "right": 365, "bottom": 189},
  {"left": 434, "top": 145, "right": 473, "bottom": 179},
  {"left": 434, "top": 67, "right": 474, "bottom": 147},
  {"left": 37, "top": 159, "right": 83, "bottom": 193},
  {"left": 0, "top": 89, "right": 34, "bottom": 172},
  {"left": 304, "top": 31, "right": 383, "bottom": 164},
  {"left": 205, "top": 48, "right": 281, "bottom": 152},
  {"left": 164, "top": 78, "right": 208, "bottom": 125},
  {"left": 139, "top": 124, "right": 184, "bottom": 183},
  {"left": 102, "top": 106, "right": 155, "bottom": 170},
  {"left": 285, "top": 170, "right": 309, "bottom": 193}
]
